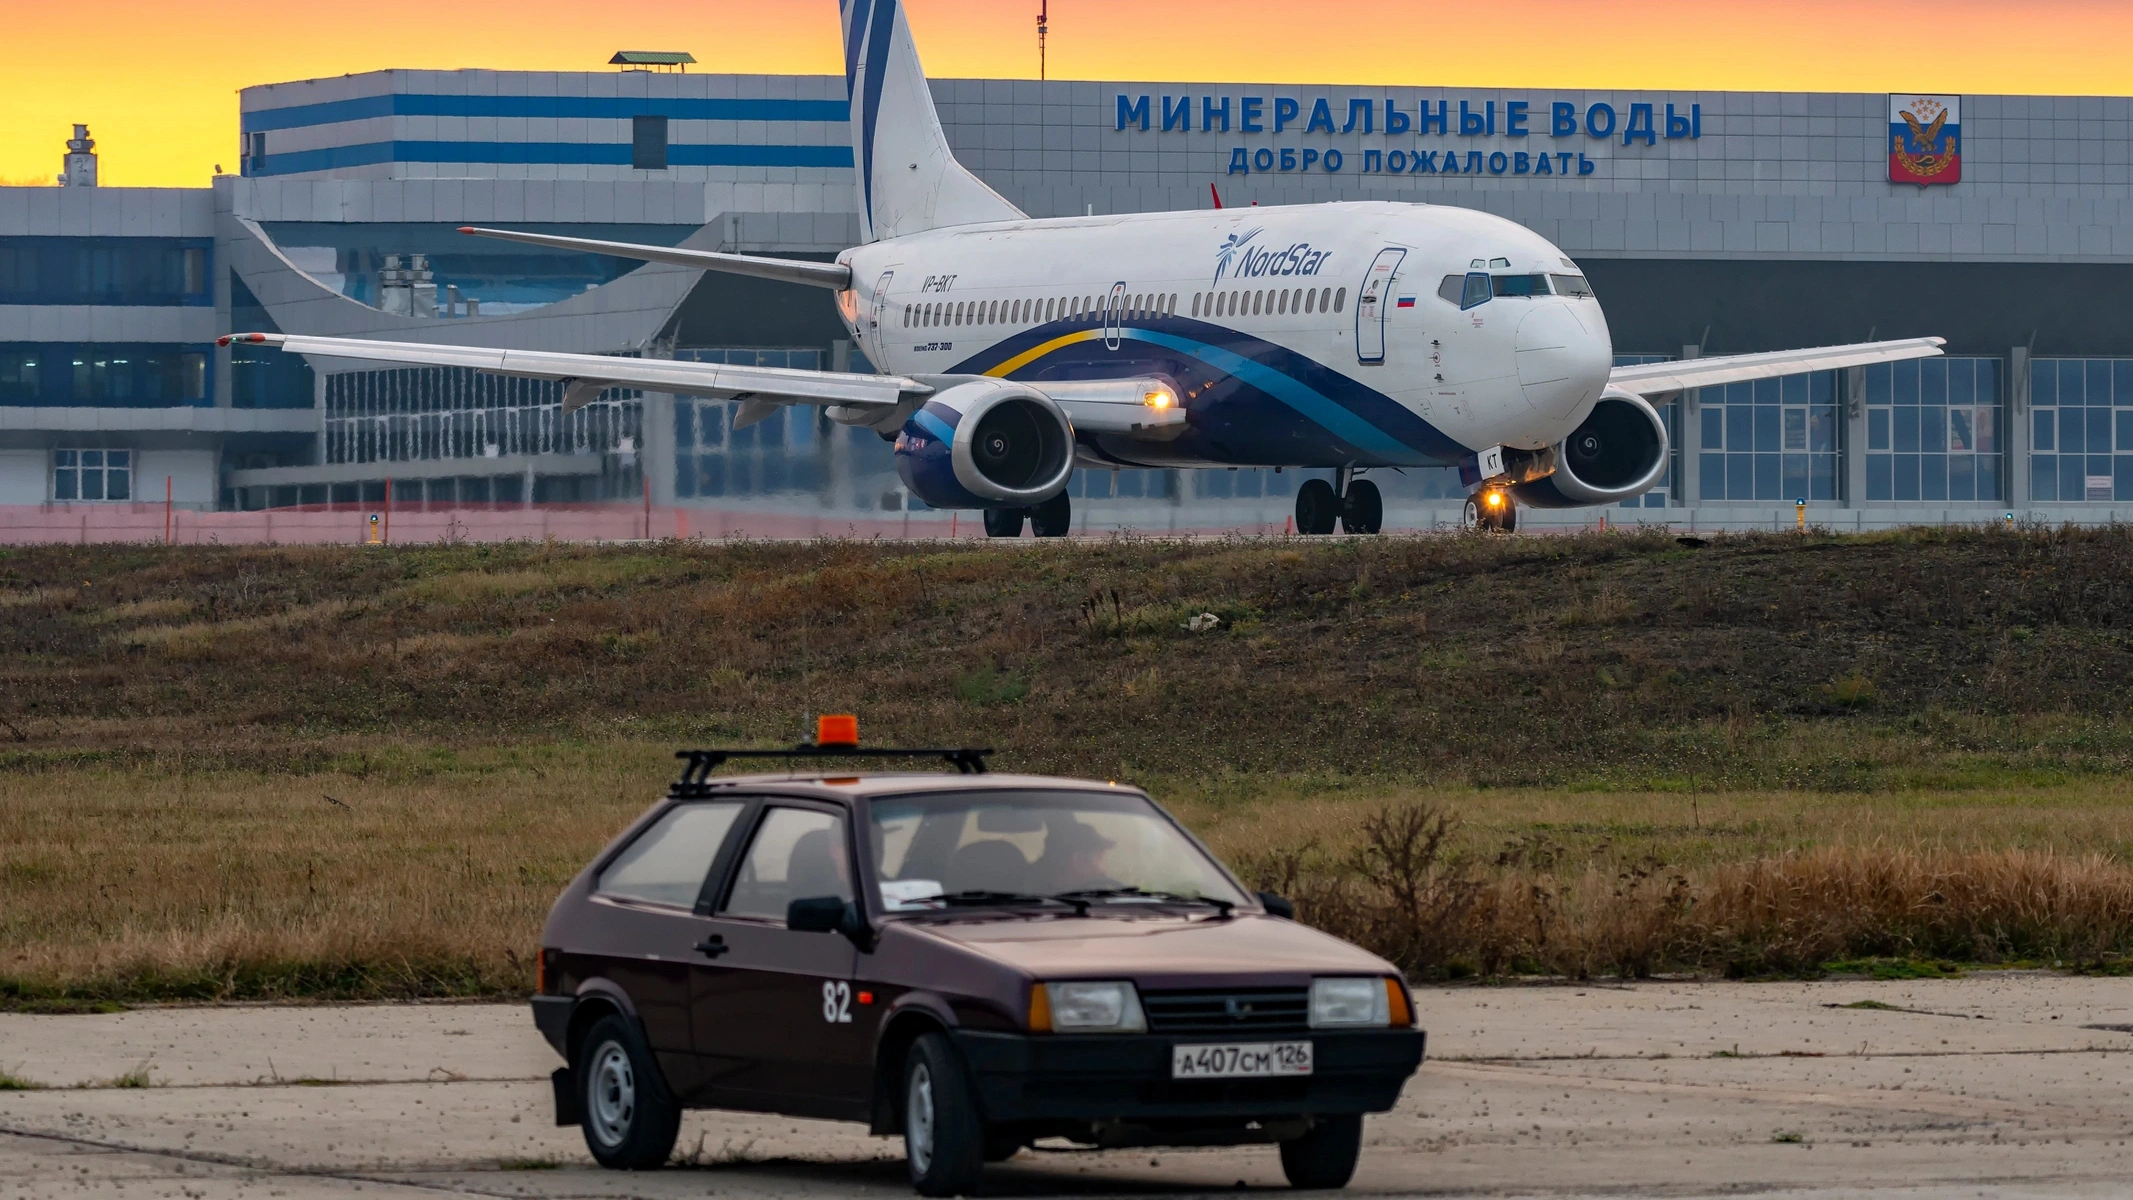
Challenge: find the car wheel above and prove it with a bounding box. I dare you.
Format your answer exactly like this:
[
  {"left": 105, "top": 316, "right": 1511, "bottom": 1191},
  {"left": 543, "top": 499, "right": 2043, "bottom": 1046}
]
[
  {"left": 903, "top": 1032, "right": 986, "bottom": 1196},
  {"left": 1279, "top": 1113, "right": 1363, "bottom": 1189},
  {"left": 577, "top": 1014, "right": 681, "bottom": 1170},
  {"left": 982, "top": 1128, "right": 1025, "bottom": 1162}
]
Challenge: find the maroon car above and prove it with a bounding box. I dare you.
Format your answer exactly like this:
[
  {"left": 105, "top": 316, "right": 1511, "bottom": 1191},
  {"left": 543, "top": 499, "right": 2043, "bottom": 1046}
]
[{"left": 531, "top": 744, "right": 1425, "bottom": 1194}]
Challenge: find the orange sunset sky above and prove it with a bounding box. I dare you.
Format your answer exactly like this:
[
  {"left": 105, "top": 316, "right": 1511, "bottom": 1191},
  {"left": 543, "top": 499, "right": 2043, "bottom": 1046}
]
[{"left": 6, "top": 1, "right": 2131, "bottom": 189}]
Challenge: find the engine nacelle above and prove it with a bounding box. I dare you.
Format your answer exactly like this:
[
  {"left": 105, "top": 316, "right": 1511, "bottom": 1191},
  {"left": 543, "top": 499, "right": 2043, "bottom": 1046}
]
[
  {"left": 1510, "top": 389, "right": 1670, "bottom": 508},
  {"left": 894, "top": 380, "right": 1076, "bottom": 509}
]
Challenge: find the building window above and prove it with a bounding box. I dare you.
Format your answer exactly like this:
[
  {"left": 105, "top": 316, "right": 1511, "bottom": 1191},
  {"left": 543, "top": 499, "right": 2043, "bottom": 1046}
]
[
  {"left": 0, "top": 239, "right": 212, "bottom": 307},
  {"left": 1698, "top": 372, "right": 1841, "bottom": 502},
  {"left": 247, "top": 132, "right": 267, "bottom": 175},
  {"left": 1863, "top": 357, "right": 2001, "bottom": 503},
  {"left": 0, "top": 343, "right": 211, "bottom": 407},
  {"left": 632, "top": 116, "right": 669, "bottom": 170},
  {"left": 2025, "top": 357, "right": 2129, "bottom": 502},
  {"left": 53, "top": 449, "right": 131, "bottom": 502},
  {"left": 1614, "top": 354, "right": 1678, "bottom": 508}
]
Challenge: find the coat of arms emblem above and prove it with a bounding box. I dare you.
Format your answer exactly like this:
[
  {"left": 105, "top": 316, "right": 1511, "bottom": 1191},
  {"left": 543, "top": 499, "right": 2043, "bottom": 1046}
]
[{"left": 1890, "top": 95, "right": 1961, "bottom": 186}]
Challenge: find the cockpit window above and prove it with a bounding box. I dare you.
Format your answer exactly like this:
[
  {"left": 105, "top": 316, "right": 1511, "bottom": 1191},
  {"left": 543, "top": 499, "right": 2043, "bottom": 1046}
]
[
  {"left": 1490, "top": 274, "right": 1551, "bottom": 297},
  {"left": 1437, "top": 275, "right": 1464, "bottom": 305},
  {"left": 1550, "top": 273, "right": 1595, "bottom": 297},
  {"left": 1460, "top": 272, "right": 1492, "bottom": 309}
]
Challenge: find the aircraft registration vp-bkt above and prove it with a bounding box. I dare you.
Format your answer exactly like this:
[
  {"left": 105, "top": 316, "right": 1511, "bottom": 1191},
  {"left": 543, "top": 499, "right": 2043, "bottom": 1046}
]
[{"left": 220, "top": 0, "right": 1947, "bottom": 536}]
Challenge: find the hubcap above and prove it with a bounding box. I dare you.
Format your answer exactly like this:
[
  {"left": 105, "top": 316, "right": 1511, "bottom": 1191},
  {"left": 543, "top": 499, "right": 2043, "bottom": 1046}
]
[
  {"left": 588, "top": 1041, "right": 635, "bottom": 1148},
  {"left": 906, "top": 1063, "right": 935, "bottom": 1174}
]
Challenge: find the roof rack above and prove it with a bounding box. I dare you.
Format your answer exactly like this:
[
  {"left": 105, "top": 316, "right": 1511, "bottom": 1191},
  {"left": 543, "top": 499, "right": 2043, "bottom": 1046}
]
[{"left": 671, "top": 746, "right": 993, "bottom": 794}]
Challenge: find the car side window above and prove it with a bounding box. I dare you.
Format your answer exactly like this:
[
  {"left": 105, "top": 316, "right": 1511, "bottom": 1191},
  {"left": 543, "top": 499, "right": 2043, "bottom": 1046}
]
[
  {"left": 596, "top": 802, "right": 746, "bottom": 908},
  {"left": 722, "top": 807, "right": 853, "bottom": 922}
]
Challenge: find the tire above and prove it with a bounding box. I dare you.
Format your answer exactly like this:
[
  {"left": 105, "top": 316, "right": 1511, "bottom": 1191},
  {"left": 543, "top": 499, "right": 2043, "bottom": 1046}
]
[
  {"left": 1279, "top": 1113, "right": 1364, "bottom": 1190},
  {"left": 1340, "top": 479, "right": 1382, "bottom": 535},
  {"left": 982, "top": 1128, "right": 1025, "bottom": 1162},
  {"left": 1461, "top": 496, "right": 1482, "bottom": 532},
  {"left": 576, "top": 1014, "right": 681, "bottom": 1170},
  {"left": 1029, "top": 492, "right": 1072, "bottom": 538},
  {"left": 982, "top": 507, "right": 1025, "bottom": 538},
  {"left": 1497, "top": 501, "right": 1518, "bottom": 534},
  {"left": 903, "top": 1032, "right": 986, "bottom": 1197},
  {"left": 1295, "top": 479, "right": 1338, "bottom": 536}
]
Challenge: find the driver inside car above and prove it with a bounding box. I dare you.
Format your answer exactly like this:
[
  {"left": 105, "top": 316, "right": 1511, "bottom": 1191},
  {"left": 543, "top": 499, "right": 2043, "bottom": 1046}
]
[{"left": 1034, "top": 816, "right": 1119, "bottom": 893}]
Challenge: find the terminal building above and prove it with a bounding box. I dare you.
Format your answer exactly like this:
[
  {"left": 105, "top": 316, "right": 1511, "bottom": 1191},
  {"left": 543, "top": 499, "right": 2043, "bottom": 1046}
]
[{"left": 7, "top": 63, "right": 2133, "bottom": 530}]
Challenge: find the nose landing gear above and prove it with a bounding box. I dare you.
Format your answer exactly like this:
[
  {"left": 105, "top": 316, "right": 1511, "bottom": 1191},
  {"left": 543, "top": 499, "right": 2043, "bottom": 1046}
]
[
  {"left": 1292, "top": 469, "right": 1384, "bottom": 536},
  {"left": 1462, "top": 488, "right": 1517, "bottom": 533}
]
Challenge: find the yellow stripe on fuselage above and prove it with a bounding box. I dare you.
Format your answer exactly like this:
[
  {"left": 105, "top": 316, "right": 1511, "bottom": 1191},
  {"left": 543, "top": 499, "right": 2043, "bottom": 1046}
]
[{"left": 982, "top": 329, "right": 1103, "bottom": 378}]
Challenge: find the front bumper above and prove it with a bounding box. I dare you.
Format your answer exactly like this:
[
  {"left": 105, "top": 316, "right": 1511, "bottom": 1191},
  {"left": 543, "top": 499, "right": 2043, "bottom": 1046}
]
[{"left": 950, "top": 1028, "right": 1424, "bottom": 1124}]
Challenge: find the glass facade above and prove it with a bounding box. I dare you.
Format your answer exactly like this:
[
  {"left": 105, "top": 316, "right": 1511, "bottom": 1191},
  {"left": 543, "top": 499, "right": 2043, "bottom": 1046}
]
[
  {"left": 0, "top": 344, "right": 212, "bottom": 406},
  {"left": 1863, "top": 357, "right": 2002, "bottom": 503},
  {"left": 1698, "top": 372, "right": 1841, "bottom": 502},
  {"left": 0, "top": 238, "right": 211, "bottom": 307},
  {"left": 52, "top": 450, "right": 132, "bottom": 501},
  {"left": 2026, "top": 358, "right": 2133, "bottom": 502},
  {"left": 229, "top": 274, "right": 317, "bottom": 408}
]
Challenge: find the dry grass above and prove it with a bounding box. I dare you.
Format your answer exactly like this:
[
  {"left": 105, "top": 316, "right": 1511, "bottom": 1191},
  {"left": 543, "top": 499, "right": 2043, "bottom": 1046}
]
[
  {"left": 6, "top": 531, "right": 2133, "bottom": 999},
  {"left": 6, "top": 754, "right": 2133, "bottom": 1002}
]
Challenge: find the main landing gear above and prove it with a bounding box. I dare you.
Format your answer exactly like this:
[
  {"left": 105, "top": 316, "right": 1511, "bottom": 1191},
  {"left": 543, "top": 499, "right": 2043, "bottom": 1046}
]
[
  {"left": 982, "top": 492, "right": 1072, "bottom": 538},
  {"left": 1463, "top": 487, "right": 1517, "bottom": 533},
  {"left": 1292, "top": 468, "right": 1383, "bottom": 535}
]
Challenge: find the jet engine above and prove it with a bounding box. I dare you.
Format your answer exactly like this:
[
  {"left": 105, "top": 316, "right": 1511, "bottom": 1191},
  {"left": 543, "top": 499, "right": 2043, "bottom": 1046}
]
[
  {"left": 1510, "top": 389, "right": 1671, "bottom": 508},
  {"left": 894, "top": 379, "right": 1075, "bottom": 510}
]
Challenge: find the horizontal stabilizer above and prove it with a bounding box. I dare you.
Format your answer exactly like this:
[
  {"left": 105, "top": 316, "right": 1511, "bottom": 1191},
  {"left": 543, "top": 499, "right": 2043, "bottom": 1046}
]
[
  {"left": 459, "top": 227, "right": 852, "bottom": 290},
  {"left": 1608, "top": 337, "right": 1946, "bottom": 397},
  {"left": 216, "top": 333, "right": 923, "bottom": 418}
]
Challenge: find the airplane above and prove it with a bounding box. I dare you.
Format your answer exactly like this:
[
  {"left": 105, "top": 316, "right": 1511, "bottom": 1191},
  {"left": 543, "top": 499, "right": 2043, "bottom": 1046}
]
[{"left": 220, "top": 0, "right": 1946, "bottom": 537}]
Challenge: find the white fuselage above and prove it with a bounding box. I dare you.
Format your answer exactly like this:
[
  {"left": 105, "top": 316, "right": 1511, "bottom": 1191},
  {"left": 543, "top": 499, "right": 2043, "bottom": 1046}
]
[{"left": 833, "top": 200, "right": 1614, "bottom": 469}]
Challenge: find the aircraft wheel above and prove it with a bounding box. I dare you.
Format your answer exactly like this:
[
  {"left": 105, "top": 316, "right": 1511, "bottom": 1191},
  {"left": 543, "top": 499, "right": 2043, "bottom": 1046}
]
[
  {"left": 1340, "top": 479, "right": 1383, "bottom": 534},
  {"left": 1295, "top": 479, "right": 1339, "bottom": 535},
  {"left": 1463, "top": 490, "right": 1515, "bottom": 533},
  {"left": 982, "top": 507, "right": 1025, "bottom": 538},
  {"left": 1029, "top": 492, "right": 1072, "bottom": 538}
]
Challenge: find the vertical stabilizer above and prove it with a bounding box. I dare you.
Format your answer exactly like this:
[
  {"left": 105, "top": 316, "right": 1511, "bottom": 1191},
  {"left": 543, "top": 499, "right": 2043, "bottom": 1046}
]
[{"left": 841, "top": 0, "right": 1025, "bottom": 241}]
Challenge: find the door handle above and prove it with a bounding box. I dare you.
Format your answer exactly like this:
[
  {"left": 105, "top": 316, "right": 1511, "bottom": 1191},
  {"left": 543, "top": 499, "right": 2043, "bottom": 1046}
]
[{"left": 693, "top": 936, "right": 728, "bottom": 959}]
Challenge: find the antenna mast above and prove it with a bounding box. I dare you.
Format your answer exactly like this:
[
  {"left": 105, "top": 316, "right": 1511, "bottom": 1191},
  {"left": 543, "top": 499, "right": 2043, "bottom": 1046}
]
[{"left": 1037, "top": 1, "right": 1048, "bottom": 81}]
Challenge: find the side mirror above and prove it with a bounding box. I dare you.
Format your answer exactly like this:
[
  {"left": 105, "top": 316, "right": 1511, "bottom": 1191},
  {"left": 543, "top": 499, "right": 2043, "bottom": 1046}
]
[
  {"left": 1255, "top": 890, "right": 1295, "bottom": 920},
  {"left": 789, "top": 895, "right": 862, "bottom": 937}
]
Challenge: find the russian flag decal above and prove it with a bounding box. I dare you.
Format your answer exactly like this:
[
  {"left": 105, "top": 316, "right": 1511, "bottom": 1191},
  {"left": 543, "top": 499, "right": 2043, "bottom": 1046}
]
[{"left": 1395, "top": 296, "right": 1416, "bottom": 308}]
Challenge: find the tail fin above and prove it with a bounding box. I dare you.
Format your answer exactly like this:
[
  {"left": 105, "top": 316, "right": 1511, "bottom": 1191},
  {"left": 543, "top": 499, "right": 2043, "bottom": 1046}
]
[{"left": 841, "top": 0, "right": 1024, "bottom": 241}]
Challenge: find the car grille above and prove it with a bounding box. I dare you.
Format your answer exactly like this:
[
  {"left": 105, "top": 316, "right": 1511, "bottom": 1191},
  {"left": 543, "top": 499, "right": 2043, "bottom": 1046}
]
[{"left": 1141, "top": 987, "right": 1311, "bottom": 1035}]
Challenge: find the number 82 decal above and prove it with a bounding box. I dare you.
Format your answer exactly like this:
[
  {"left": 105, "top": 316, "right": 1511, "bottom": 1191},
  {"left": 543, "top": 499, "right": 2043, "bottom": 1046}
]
[{"left": 822, "top": 980, "right": 852, "bottom": 1023}]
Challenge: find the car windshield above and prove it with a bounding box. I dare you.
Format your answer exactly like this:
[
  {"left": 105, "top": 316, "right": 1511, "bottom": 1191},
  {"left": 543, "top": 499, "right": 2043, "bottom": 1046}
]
[{"left": 867, "top": 790, "right": 1247, "bottom": 911}]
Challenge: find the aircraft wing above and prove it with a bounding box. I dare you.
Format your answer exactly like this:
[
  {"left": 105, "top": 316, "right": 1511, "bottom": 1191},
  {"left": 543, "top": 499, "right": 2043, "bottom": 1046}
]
[
  {"left": 458, "top": 227, "right": 852, "bottom": 290},
  {"left": 217, "top": 332, "right": 925, "bottom": 424},
  {"left": 1607, "top": 337, "right": 1946, "bottom": 397}
]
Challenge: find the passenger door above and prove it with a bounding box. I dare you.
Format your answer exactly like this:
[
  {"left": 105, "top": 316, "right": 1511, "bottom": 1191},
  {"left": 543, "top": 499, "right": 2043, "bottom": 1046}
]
[
  {"left": 689, "top": 802, "right": 872, "bottom": 1120},
  {"left": 867, "top": 269, "right": 896, "bottom": 361},
  {"left": 579, "top": 800, "right": 749, "bottom": 1102},
  {"left": 1104, "top": 281, "right": 1127, "bottom": 350},
  {"left": 1355, "top": 247, "right": 1407, "bottom": 365}
]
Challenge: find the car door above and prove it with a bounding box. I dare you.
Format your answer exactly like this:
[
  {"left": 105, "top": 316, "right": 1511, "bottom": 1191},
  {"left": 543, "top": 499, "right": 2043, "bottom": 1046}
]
[
  {"left": 579, "top": 799, "right": 749, "bottom": 1102},
  {"left": 689, "top": 801, "right": 872, "bottom": 1119}
]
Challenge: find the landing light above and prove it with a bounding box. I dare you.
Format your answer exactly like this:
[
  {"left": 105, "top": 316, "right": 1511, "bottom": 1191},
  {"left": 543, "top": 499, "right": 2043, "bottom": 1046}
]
[
  {"left": 1143, "top": 388, "right": 1174, "bottom": 410},
  {"left": 1485, "top": 491, "right": 1504, "bottom": 509}
]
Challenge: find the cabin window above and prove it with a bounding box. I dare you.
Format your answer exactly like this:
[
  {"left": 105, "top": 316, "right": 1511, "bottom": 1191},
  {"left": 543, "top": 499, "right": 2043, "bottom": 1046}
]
[{"left": 1333, "top": 288, "right": 1346, "bottom": 313}]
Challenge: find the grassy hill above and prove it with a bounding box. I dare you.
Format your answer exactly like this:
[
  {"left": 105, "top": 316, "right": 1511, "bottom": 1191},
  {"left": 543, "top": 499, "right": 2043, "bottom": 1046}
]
[
  {"left": 4, "top": 528, "right": 2132, "bottom": 1001},
  {"left": 5, "top": 528, "right": 2133, "bottom": 787}
]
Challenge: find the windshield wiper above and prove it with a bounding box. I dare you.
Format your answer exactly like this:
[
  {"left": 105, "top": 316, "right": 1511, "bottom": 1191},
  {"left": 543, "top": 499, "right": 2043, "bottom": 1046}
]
[
  {"left": 1049, "top": 887, "right": 1236, "bottom": 916},
  {"left": 931, "top": 890, "right": 1072, "bottom": 909}
]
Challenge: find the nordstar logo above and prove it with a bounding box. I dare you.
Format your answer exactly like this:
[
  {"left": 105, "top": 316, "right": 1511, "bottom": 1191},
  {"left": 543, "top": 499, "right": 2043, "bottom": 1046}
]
[{"left": 1213, "top": 228, "right": 1333, "bottom": 286}]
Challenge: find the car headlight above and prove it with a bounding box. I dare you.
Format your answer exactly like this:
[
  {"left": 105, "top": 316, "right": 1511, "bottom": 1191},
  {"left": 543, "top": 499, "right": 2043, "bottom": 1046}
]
[
  {"left": 1038, "top": 981, "right": 1146, "bottom": 1033},
  {"left": 1309, "top": 977, "right": 1391, "bottom": 1028}
]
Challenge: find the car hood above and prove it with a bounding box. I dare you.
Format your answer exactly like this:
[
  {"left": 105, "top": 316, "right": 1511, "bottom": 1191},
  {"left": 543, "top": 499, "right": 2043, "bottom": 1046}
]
[{"left": 900, "top": 911, "right": 1393, "bottom": 988}]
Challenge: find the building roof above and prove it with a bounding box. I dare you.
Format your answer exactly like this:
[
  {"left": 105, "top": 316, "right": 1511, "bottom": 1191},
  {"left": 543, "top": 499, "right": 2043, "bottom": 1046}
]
[{"left": 609, "top": 50, "right": 696, "bottom": 66}]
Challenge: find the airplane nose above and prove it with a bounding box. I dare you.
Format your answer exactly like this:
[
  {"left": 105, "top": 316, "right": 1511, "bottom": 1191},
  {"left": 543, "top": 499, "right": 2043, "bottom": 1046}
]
[{"left": 1515, "top": 304, "right": 1611, "bottom": 422}]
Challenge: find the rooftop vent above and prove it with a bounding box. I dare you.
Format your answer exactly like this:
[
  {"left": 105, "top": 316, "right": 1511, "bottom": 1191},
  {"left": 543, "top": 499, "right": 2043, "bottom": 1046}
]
[{"left": 609, "top": 50, "right": 695, "bottom": 72}]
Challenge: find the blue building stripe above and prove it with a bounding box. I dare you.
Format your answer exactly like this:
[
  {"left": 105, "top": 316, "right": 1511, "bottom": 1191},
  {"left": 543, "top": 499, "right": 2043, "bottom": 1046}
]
[
  {"left": 242, "top": 94, "right": 849, "bottom": 134},
  {"left": 253, "top": 141, "right": 854, "bottom": 176}
]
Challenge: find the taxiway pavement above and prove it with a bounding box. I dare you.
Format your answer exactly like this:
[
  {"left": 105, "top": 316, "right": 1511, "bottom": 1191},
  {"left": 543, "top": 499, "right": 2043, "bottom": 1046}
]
[{"left": 3, "top": 974, "right": 2129, "bottom": 1198}]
